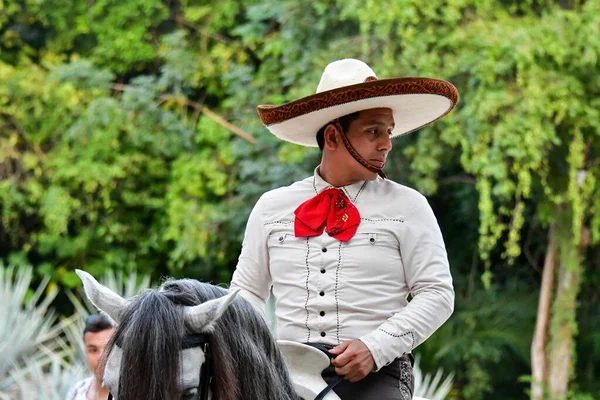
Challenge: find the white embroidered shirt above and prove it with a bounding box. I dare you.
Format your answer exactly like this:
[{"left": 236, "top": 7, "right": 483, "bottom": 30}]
[{"left": 230, "top": 168, "right": 454, "bottom": 370}]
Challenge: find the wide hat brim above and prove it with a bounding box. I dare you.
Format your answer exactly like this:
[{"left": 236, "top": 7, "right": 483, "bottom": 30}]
[{"left": 257, "top": 77, "right": 458, "bottom": 147}]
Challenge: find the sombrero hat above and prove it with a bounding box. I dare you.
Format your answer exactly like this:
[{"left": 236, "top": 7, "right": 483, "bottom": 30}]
[{"left": 257, "top": 58, "right": 458, "bottom": 147}]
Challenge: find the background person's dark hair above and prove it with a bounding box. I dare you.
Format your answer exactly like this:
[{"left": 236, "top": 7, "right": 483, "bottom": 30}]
[
  {"left": 316, "top": 111, "right": 360, "bottom": 151},
  {"left": 84, "top": 313, "right": 114, "bottom": 336}
]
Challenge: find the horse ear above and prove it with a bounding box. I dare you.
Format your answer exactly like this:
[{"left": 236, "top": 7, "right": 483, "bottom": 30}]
[
  {"left": 75, "top": 269, "right": 127, "bottom": 323},
  {"left": 184, "top": 288, "right": 241, "bottom": 333}
]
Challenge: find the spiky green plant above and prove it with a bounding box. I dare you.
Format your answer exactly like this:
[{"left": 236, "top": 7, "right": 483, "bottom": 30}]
[
  {"left": 11, "top": 355, "right": 87, "bottom": 400},
  {"left": 413, "top": 354, "right": 454, "bottom": 400},
  {"left": 0, "top": 265, "right": 152, "bottom": 399},
  {"left": 0, "top": 264, "right": 65, "bottom": 397}
]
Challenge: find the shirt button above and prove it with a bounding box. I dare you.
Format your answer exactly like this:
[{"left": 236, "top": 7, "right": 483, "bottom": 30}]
[
  {"left": 320, "top": 268, "right": 326, "bottom": 274},
  {"left": 319, "top": 291, "right": 325, "bottom": 296},
  {"left": 320, "top": 332, "right": 326, "bottom": 337},
  {"left": 320, "top": 311, "right": 325, "bottom": 316},
  {"left": 321, "top": 247, "right": 327, "bottom": 252},
  {"left": 369, "top": 237, "right": 375, "bottom": 244},
  {"left": 279, "top": 236, "right": 284, "bottom": 242}
]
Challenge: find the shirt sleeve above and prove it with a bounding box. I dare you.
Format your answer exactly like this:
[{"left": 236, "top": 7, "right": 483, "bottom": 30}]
[
  {"left": 359, "top": 194, "right": 455, "bottom": 370},
  {"left": 230, "top": 196, "right": 273, "bottom": 318}
]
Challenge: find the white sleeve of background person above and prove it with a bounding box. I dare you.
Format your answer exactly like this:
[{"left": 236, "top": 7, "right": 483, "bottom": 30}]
[
  {"left": 230, "top": 196, "right": 272, "bottom": 318},
  {"left": 359, "top": 194, "right": 455, "bottom": 370}
]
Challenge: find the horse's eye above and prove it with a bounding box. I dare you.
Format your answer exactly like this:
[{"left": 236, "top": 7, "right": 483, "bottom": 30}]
[{"left": 182, "top": 388, "right": 198, "bottom": 400}]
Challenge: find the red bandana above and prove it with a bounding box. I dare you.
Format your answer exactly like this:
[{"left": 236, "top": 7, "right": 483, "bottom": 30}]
[{"left": 294, "top": 188, "right": 360, "bottom": 242}]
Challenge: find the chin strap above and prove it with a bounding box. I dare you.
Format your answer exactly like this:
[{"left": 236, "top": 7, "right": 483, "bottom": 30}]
[{"left": 332, "top": 119, "right": 387, "bottom": 179}]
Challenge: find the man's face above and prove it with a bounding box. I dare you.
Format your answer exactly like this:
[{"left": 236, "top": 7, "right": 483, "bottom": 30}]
[
  {"left": 341, "top": 107, "right": 394, "bottom": 181},
  {"left": 84, "top": 328, "right": 114, "bottom": 377}
]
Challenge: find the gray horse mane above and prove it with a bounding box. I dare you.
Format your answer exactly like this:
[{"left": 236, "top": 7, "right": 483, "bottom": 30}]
[{"left": 102, "top": 278, "right": 299, "bottom": 400}]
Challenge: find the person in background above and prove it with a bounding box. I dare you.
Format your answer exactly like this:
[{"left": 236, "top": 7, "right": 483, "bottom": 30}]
[{"left": 66, "top": 313, "right": 114, "bottom": 400}]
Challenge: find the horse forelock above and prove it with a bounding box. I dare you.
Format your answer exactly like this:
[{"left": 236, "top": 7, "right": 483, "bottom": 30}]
[
  {"left": 161, "top": 279, "right": 300, "bottom": 400},
  {"left": 102, "top": 279, "right": 300, "bottom": 400},
  {"left": 104, "top": 289, "right": 183, "bottom": 400}
]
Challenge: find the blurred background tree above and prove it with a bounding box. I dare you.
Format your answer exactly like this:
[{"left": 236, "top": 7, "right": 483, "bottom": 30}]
[{"left": 1, "top": 0, "right": 599, "bottom": 399}]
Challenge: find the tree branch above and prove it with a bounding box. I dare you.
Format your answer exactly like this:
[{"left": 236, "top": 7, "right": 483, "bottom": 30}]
[
  {"left": 175, "top": 14, "right": 237, "bottom": 46},
  {"left": 159, "top": 94, "right": 256, "bottom": 144},
  {"left": 439, "top": 175, "right": 477, "bottom": 185},
  {"left": 112, "top": 85, "right": 256, "bottom": 144}
]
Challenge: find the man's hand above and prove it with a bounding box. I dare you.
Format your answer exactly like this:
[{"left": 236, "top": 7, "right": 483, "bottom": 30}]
[{"left": 328, "top": 340, "right": 375, "bottom": 382}]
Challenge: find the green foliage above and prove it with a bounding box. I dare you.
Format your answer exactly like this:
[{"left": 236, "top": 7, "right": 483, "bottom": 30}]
[
  {"left": 417, "top": 283, "right": 538, "bottom": 399},
  {"left": 348, "top": 0, "right": 600, "bottom": 264},
  {"left": 1, "top": 56, "right": 242, "bottom": 279}
]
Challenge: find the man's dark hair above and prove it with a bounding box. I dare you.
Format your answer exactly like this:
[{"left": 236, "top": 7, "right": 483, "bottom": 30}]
[
  {"left": 84, "top": 313, "right": 114, "bottom": 336},
  {"left": 316, "top": 111, "right": 360, "bottom": 151}
]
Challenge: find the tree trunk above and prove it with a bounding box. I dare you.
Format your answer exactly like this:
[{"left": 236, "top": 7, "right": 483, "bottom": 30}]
[
  {"left": 531, "top": 223, "right": 557, "bottom": 400},
  {"left": 547, "top": 254, "right": 579, "bottom": 398},
  {"left": 530, "top": 210, "right": 587, "bottom": 400}
]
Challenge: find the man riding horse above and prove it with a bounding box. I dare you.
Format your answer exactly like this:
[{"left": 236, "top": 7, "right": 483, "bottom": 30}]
[{"left": 230, "top": 58, "right": 458, "bottom": 399}]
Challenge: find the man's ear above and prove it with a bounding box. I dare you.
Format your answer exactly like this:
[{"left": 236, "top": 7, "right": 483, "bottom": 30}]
[{"left": 323, "top": 124, "right": 339, "bottom": 150}]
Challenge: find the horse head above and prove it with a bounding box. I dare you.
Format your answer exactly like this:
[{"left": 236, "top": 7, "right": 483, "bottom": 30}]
[
  {"left": 77, "top": 270, "right": 237, "bottom": 399},
  {"left": 76, "top": 270, "right": 299, "bottom": 400}
]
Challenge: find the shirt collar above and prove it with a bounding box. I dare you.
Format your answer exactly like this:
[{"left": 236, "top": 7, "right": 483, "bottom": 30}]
[{"left": 312, "top": 166, "right": 370, "bottom": 203}]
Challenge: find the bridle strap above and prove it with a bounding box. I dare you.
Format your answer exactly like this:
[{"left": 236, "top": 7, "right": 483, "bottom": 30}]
[
  {"left": 332, "top": 119, "right": 387, "bottom": 179},
  {"left": 184, "top": 334, "right": 212, "bottom": 400},
  {"left": 199, "top": 342, "right": 212, "bottom": 400}
]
